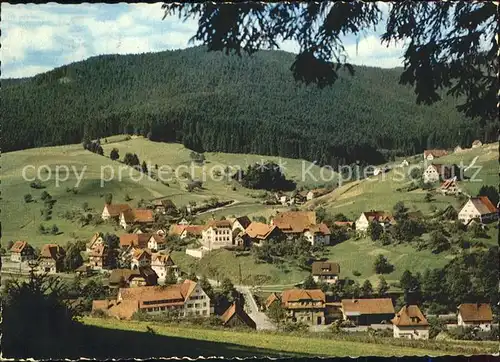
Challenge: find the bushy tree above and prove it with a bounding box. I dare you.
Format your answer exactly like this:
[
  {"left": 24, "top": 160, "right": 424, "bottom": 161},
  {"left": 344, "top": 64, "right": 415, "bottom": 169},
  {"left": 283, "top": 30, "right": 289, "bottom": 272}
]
[
  {"left": 104, "top": 193, "right": 113, "bottom": 205},
  {"left": 63, "top": 242, "right": 84, "bottom": 272},
  {"left": 24, "top": 194, "right": 33, "bottom": 203},
  {"left": 373, "top": 254, "right": 393, "bottom": 274},
  {"left": 302, "top": 275, "right": 317, "bottom": 290},
  {"left": 377, "top": 276, "right": 389, "bottom": 297},
  {"left": 361, "top": 279, "right": 373, "bottom": 297},
  {"left": 367, "top": 222, "right": 383, "bottom": 241},
  {"left": 110, "top": 148, "right": 119, "bottom": 161}
]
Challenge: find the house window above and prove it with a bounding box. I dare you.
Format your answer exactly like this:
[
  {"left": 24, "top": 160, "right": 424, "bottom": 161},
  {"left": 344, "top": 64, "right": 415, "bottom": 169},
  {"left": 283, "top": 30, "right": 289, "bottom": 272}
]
[
  {"left": 195, "top": 303, "right": 200, "bottom": 308},
  {"left": 203, "top": 302, "right": 207, "bottom": 307},
  {"left": 202, "top": 310, "right": 207, "bottom": 315}
]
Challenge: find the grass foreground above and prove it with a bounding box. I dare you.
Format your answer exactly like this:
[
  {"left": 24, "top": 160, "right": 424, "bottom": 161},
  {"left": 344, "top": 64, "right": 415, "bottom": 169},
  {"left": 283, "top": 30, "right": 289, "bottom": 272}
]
[{"left": 81, "top": 317, "right": 498, "bottom": 358}]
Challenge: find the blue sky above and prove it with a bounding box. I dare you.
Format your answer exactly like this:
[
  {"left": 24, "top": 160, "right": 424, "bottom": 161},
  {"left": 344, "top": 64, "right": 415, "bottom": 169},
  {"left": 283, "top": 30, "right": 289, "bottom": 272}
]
[{"left": 1, "top": 2, "right": 406, "bottom": 79}]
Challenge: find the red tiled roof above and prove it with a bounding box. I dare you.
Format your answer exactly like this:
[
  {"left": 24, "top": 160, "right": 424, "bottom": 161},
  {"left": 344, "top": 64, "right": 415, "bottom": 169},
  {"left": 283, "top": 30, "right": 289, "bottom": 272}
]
[
  {"left": 220, "top": 303, "right": 256, "bottom": 329},
  {"left": 440, "top": 178, "right": 457, "bottom": 189},
  {"left": 40, "top": 244, "right": 65, "bottom": 260},
  {"left": 424, "top": 149, "right": 448, "bottom": 158},
  {"left": 333, "top": 221, "right": 354, "bottom": 227},
  {"left": 458, "top": 303, "right": 493, "bottom": 322},
  {"left": 470, "top": 196, "right": 497, "bottom": 215},
  {"left": 281, "top": 289, "right": 325, "bottom": 307},
  {"left": 122, "top": 209, "right": 154, "bottom": 224},
  {"left": 10, "top": 241, "right": 29, "bottom": 253},
  {"left": 392, "top": 305, "right": 428, "bottom": 327},
  {"left": 119, "top": 279, "right": 197, "bottom": 308},
  {"left": 272, "top": 211, "right": 317, "bottom": 233},
  {"left": 119, "top": 233, "right": 151, "bottom": 248},
  {"left": 341, "top": 298, "right": 395, "bottom": 315},
  {"left": 204, "top": 220, "right": 232, "bottom": 230},
  {"left": 362, "top": 211, "right": 395, "bottom": 223},
  {"left": 104, "top": 203, "right": 132, "bottom": 217},
  {"left": 132, "top": 248, "right": 152, "bottom": 260},
  {"left": 245, "top": 222, "right": 277, "bottom": 240}
]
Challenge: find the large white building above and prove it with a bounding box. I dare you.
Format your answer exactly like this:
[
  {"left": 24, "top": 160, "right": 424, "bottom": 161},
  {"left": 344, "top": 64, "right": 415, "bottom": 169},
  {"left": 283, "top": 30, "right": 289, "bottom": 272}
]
[
  {"left": 201, "top": 220, "right": 234, "bottom": 250},
  {"left": 92, "top": 280, "right": 212, "bottom": 320},
  {"left": 458, "top": 196, "right": 498, "bottom": 225},
  {"left": 355, "top": 211, "right": 395, "bottom": 233}
]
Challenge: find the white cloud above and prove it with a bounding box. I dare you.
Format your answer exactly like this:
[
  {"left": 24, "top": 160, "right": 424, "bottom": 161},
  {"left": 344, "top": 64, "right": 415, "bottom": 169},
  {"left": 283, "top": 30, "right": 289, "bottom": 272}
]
[{"left": 345, "top": 35, "right": 405, "bottom": 68}]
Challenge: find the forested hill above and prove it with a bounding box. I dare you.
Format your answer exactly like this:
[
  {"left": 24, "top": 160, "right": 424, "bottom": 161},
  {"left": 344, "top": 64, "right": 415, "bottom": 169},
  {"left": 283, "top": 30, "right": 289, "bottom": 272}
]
[{"left": 2, "top": 46, "right": 489, "bottom": 165}]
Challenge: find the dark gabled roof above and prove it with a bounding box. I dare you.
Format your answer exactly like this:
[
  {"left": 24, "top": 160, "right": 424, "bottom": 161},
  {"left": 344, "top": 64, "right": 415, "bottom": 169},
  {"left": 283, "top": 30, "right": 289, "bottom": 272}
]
[
  {"left": 311, "top": 261, "right": 340, "bottom": 276},
  {"left": 220, "top": 303, "right": 256, "bottom": 329},
  {"left": 458, "top": 303, "right": 493, "bottom": 322}
]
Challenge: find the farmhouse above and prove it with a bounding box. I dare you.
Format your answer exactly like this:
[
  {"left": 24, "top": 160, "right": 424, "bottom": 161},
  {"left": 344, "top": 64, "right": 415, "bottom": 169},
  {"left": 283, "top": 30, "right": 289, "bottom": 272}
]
[
  {"left": 439, "top": 177, "right": 461, "bottom": 195},
  {"left": 422, "top": 164, "right": 453, "bottom": 183},
  {"left": 280, "top": 289, "right": 326, "bottom": 325},
  {"left": 423, "top": 149, "right": 448, "bottom": 161},
  {"left": 92, "top": 280, "right": 212, "bottom": 320},
  {"left": 457, "top": 303, "right": 493, "bottom": 331},
  {"left": 400, "top": 159, "right": 409, "bottom": 167},
  {"left": 153, "top": 199, "right": 177, "bottom": 214},
  {"left": 9, "top": 241, "right": 35, "bottom": 263},
  {"left": 355, "top": 211, "right": 395, "bottom": 233},
  {"left": 392, "top": 305, "right": 429, "bottom": 340},
  {"left": 341, "top": 298, "right": 395, "bottom": 325},
  {"left": 306, "top": 188, "right": 329, "bottom": 201},
  {"left": 458, "top": 196, "right": 498, "bottom": 225},
  {"left": 271, "top": 211, "right": 331, "bottom": 246},
  {"left": 131, "top": 248, "right": 152, "bottom": 269},
  {"left": 101, "top": 203, "right": 131, "bottom": 220},
  {"left": 119, "top": 233, "right": 151, "bottom": 249},
  {"left": 229, "top": 216, "right": 252, "bottom": 233},
  {"left": 150, "top": 253, "right": 179, "bottom": 282},
  {"left": 220, "top": 301, "right": 257, "bottom": 329},
  {"left": 454, "top": 145, "right": 464, "bottom": 153},
  {"left": 108, "top": 267, "right": 158, "bottom": 288},
  {"left": 238, "top": 222, "right": 282, "bottom": 246},
  {"left": 169, "top": 224, "right": 204, "bottom": 240},
  {"left": 88, "top": 244, "right": 109, "bottom": 270},
  {"left": 86, "top": 232, "right": 104, "bottom": 253},
  {"left": 147, "top": 234, "right": 166, "bottom": 251},
  {"left": 201, "top": 220, "right": 234, "bottom": 250},
  {"left": 333, "top": 221, "right": 354, "bottom": 230},
  {"left": 311, "top": 261, "right": 340, "bottom": 284},
  {"left": 37, "top": 244, "right": 65, "bottom": 274},
  {"left": 119, "top": 208, "right": 154, "bottom": 229}
]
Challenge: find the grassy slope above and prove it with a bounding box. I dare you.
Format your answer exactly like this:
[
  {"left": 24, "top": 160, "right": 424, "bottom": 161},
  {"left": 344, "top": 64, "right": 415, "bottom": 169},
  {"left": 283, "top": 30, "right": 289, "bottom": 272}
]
[
  {"left": 82, "top": 317, "right": 497, "bottom": 357},
  {"left": 2, "top": 138, "right": 496, "bottom": 286},
  {"left": 1, "top": 136, "right": 331, "bottom": 247}
]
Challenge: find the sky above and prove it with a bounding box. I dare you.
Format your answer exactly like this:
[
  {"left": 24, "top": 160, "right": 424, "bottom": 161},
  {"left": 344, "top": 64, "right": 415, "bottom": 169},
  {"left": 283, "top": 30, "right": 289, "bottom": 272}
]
[{"left": 1, "top": 3, "right": 406, "bottom": 79}]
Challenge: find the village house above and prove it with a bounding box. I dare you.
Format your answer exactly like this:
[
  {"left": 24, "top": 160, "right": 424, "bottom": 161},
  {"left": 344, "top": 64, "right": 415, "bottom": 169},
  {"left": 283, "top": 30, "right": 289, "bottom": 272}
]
[
  {"left": 311, "top": 261, "right": 340, "bottom": 284},
  {"left": 92, "top": 279, "right": 212, "bottom": 320},
  {"left": 341, "top": 298, "right": 395, "bottom": 325},
  {"left": 131, "top": 248, "right": 152, "bottom": 269},
  {"left": 471, "top": 140, "right": 482, "bottom": 148},
  {"left": 177, "top": 218, "right": 190, "bottom": 225},
  {"left": 119, "top": 234, "right": 152, "bottom": 249},
  {"left": 457, "top": 303, "right": 493, "bottom": 331},
  {"left": 101, "top": 203, "right": 131, "bottom": 221},
  {"left": 88, "top": 244, "right": 109, "bottom": 270},
  {"left": 150, "top": 253, "right": 179, "bottom": 282},
  {"left": 333, "top": 221, "right": 354, "bottom": 230},
  {"left": 454, "top": 145, "right": 464, "bottom": 153},
  {"left": 147, "top": 234, "right": 166, "bottom": 251},
  {"left": 153, "top": 199, "right": 177, "bottom": 215},
  {"left": 439, "top": 177, "right": 461, "bottom": 195},
  {"left": 355, "top": 211, "right": 395, "bottom": 233},
  {"left": 220, "top": 301, "right": 257, "bottom": 329},
  {"left": 108, "top": 268, "right": 158, "bottom": 288},
  {"left": 400, "top": 159, "right": 409, "bottom": 167},
  {"left": 279, "top": 289, "right": 326, "bottom": 325},
  {"left": 201, "top": 220, "right": 234, "bottom": 250},
  {"left": 229, "top": 216, "right": 252, "bottom": 233},
  {"left": 422, "top": 164, "right": 453, "bottom": 183},
  {"left": 86, "top": 232, "right": 104, "bottom": 254},
  {"left": 458, "top": 196, "right": 498, "bottom": 225},
  {"left": 9, "top": 241, "right": 35, "bottom": 263},
  {"left": 306, "top": 188, "right": 329, "bottom": 201},
  {"left": 271, "top": 211, "right": 331, "bottom": 246},
  {"left": 423, "top": 149, "right": 448, "bottom": 161},
  {"left": 37, "top": 244, "right": 65, "bottom": 274},
  {"left": 392, "top": 305, "right": 429, "bottom": 340},
  {"left": 119, "top": 208, "right": 155, "bottom": 229},
  {"left": 237, "top": 222, "right": 282, "bottom": 247},
  {"left": 169, "top": 224, "right": 204, "bottom": 240}
]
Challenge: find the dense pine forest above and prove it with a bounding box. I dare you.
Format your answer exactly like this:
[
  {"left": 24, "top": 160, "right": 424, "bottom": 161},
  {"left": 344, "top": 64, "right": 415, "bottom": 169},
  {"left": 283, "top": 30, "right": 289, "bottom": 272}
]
[{"left": 2, "top": 46, "right": 493, "bottom": 166}]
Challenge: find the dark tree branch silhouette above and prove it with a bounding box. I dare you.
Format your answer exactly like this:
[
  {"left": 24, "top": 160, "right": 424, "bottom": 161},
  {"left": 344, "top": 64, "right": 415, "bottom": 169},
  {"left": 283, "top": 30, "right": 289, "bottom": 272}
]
[{"left": 163, "top": 2, "right": 498, "bottom": 123}]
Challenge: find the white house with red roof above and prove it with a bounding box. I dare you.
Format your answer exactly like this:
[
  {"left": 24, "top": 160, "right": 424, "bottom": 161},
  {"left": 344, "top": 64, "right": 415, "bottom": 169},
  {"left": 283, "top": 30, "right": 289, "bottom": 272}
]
[{"left": 458, "top": 196, "right": 498, "bottom": 225}]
